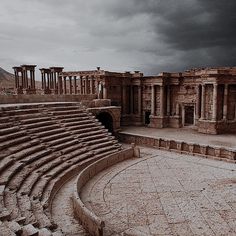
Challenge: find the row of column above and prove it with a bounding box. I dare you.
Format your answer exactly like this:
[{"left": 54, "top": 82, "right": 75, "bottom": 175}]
[
  {"left": 151, "top": 85, "right": 165, "bottom": 117},
  {"left": 13, "top": 65, "right": 36, "bottom": 94},
  {"left": 199, "top": 83, "right": 228, "bottom": 121},
  {"left": 60, "top": 75, "right": 97, "bottom": 95},
  {"left": 122, "top": 85, "right": 142, "bottom": 115}
]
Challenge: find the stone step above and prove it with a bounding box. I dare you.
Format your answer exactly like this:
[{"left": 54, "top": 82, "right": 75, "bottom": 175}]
[
  {"left": 94, "top": 149, "right": 119, "bottom": 160},
  {"left": 3, "top": 108, "right": 41, "bottom": 116},
  {"left": 17, "top": 195, "right": 37, "bottom": 226},
  {"left": 80, "top": 132, "right": 109, "bottom": 141},
  {"left": 29, "top": 124, "right": 61, "bottom": 134},
  {"left": 38, "top": 228, "right": 52, "bottom": 236},
  {"left": 3, "top": 187, "right": 21, "bottom": 220},
  {"left": 90, "top": 140, "right": 117, "bottom": 150},
  {"left": 41, "top": 130, "right": 71, "bottom": 145},
  {"left": 36, "top": 128, "right": 65, "bottom": 138},
  {"left": 46, "top": 135, "right": 73, "bottom": 147},
  {"left": 62, "top": 147, "right": 89, "bottom": 161},
  {"left": 0, "top": 162, "right": 25, "bottom": 185},
  {"left": 93, "top": 145, "right": 120, "bottom": 155},
  {"left": 52, "top": 139, "right": 80, "bottom": 152},
  {"left": 8, "top": 140, "right": 40, "bottom": 155},
  {"left": 0, "top": 220, "right": 16, "bottom": 235},
  {"left": 48, "top": 106, "right": 83, "bottom": 111},
  {"left": 0, "top": 136, "right": 31, "bottom": 152},
  {"left": 85, "top": 136, "right": 111, "bottom": 145},
  {"left": 60, "top": 116, "right": 89, "bottom": 123},
  {"left": 13, "top": 145, "right": 46, "bottom": 161},
  {"left": 22, "top": 223, "right": 39, "bottom": 236},
  {"left": 0, "top": 130, "right": 27, "bottom": 143},
  {"left": 0, "top": 122, "right": 12, "bottom": 129},
  {"left": 63, "top": 121, "right": 98, "bottom": 129},
  {"left": 19, "top": 150, "right": 52, "bottom": 165},
  {"left": 20, "top": 117, "right": 50, "bottom": 125},
  {"left": 22, "top": 120, "right": 55, "bottom": 130},
  {"left": 69, "top": 126, "right": 101, "bottom": 134},
  {"left": 53, "top": 113, "right": 88, "bottom": 120},
  {"left": 60, "top": 142, "right": 85, "bottom": 155},
  {"left": 31, "top": 200, "right": 53, "bottom": 229},
  {"left": 49, "top": 109, "right": 85, "bottom": 116},
  {"left": 0, "top": 126, "right": 21, "bottom": 135},
  {"left": 4, "top": 220, "right": 22, "bottom": 235}
]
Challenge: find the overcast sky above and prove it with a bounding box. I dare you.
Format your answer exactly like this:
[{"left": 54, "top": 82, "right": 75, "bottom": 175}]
[{"left": 1, "top": 0, "right": 236, "bottom": 78}]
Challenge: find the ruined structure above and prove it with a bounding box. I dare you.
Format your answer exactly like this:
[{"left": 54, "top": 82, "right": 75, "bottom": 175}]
[
  {"left": 0, "top": 65, "right": 234, "bottom": 235},
  {"left": 11, "top": 65, "right": 236, "bottom": 134}
]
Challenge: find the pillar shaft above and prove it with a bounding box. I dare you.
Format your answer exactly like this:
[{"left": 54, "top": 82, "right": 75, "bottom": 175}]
[
  {"left": 74, "top": 76, "right": 77, "bottom": 94},
  {"left": 151, "top": 85, "right": 155, "bottom": 115},
  {"left": 223, "top": 84, "right": 228, "bottom": 120},
  {"left": 64, "top": 77, "right": 67, "bottom": 94},
  {"left": 103, "top": 85, "right": 107, "bottom": 99},
  {"left": 90, "top": 77, "right": 93, "bottom": 94},
  {"left": 160, "top": 85, "right": 164, "bottom": 117},
  {"left": 122, "top": 85, "right": 126, "bottom": 114},
  {"left": 80, "top": 77, "right": 83, "bottom": 94},
  {"left": 212, "top": 84, "right": 218, "bottom": 121},
  {"left": 130, "top": 86, "right": 134, "bottom": 114},
  {"left": 138, "top": 86, "right": 142, "bottom": 115},
  {"left": 69, "top": 76, "right": 72, "bottom": 94},
  {"left": 167, "top": 85, "right": 171, "bottom": 116},
  {"left": 201, "top": 84, "right": 206, "bottom": 119},
  {"left": 195, "top": 85, "right": 200, "bottom": 120}
]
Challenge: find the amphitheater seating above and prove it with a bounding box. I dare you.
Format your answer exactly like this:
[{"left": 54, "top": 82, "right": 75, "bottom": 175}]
[{"left": 0, "top": 102, "right": 122, "bottom": 235}]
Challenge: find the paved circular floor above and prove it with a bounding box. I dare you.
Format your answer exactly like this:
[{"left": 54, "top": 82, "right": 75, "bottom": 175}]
[{"left": 81, "top": 147, "right": 236, "bottom": 236}]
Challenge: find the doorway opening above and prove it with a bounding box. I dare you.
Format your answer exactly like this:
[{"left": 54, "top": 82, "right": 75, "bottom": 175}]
[
  {"left": 96, "top": 112, "right": 113, "bottom": 133},
  {"left": 145, "top": 111, "right": 151, "bottom": 125},
  {"left": 184, "top": 106, "right": 194, "bottom": 125}
]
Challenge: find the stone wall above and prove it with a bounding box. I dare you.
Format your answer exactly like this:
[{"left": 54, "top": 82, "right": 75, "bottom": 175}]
[
  {"left": 118, "top": 133, "right": 236, "bottom": 163},
  {"left": 72, "top": 148, "right": 134, "bottom": 236},
  {"left": 0, "top": 94, "right": 97, "bottom": 104}
]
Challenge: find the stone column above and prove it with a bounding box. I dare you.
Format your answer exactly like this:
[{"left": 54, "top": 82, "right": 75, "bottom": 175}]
[
  {"left": 58, "top": 75, "right": 62, "bottom": 94},
  {"left": 160, "top": 85, "right": 164, "bottom": 117},
  {"left": 74, "top": 76, "right": 77, "bottom": 94},
  {"left": 103, "top": 84, "right": 107, "bottom": 99},
  {"left": 167, "top": 85, "right": 171, "bottom": 116},
  {"left": 54, "top": 72, "right": 57, "bottom": 90},
  {"left": 14, "top": 69, "right": 18, "bottom": 89},
  {"left": 80, "top": 77, "right": 83, "bottom": 94},
  {"left": 85, "top": 76, "right": 89, "bottom": 94},
  {"left": 122, "top": 85, "right": 126, "bottom": 114},
  {"left": 130, "top": 86, "right": 134, "bottom": 114},
  {"left": 63, "top": 76, "right": 67, "bottom": 94},
  {"left": 69, "top": 76, "right": 72, "bottom": 94},
  {"left": 138, "top": 85, "right": 142, "bottom": 115},
  {"left": 212, "top": 84, "right": 218, "bottom": 121},
  {"left": 195, "top": 85, "right": 200, "bottom": 120},
  {"left": 90, "top": 77, "right": 93, "bottom": 94},
  {"left": 47, "top": 73, "right": 50, "bottom": 89},
  {"left": 151, "top": 85, "right": 155, "bottom": 115},
  {"left": 201, "top": 84, "right": 206, "bottom": 119},
  {"left": 223, "top": 84, "right": 228, "bottom": 120}
]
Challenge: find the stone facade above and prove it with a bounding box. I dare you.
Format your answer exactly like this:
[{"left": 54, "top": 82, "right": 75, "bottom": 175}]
[{"left": 13, "top": 66, "right": 236, "bottom": 134}]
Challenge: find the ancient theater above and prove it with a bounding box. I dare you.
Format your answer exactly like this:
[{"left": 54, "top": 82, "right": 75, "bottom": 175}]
[{"left": 0, "top": 65, "right": 235, "bottom": 235}]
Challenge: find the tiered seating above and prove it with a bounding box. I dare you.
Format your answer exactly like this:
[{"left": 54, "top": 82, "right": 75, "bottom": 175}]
[{"left": 0, "top": 103, "right": 121, "bottom": 235}]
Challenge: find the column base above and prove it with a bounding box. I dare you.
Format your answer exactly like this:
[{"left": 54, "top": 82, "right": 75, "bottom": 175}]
[
  {"left": 149, "top": 115, "right": 167, "bottom": 128},
  {"left": 25, "top": 89, "right": 36, "bottom": 94}
]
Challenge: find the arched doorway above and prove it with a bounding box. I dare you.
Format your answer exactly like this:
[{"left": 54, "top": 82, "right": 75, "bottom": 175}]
[{"left": 96, "top": 112, "right": 114, "bottom": 133}]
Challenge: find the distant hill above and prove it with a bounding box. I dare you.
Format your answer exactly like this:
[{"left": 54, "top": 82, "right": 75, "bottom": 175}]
[
  {"left": 0, "top": 67, "right": 41, "bottom": 94},
  {"left": 0, "top": 67, "right": 15, "bottom": 90}
]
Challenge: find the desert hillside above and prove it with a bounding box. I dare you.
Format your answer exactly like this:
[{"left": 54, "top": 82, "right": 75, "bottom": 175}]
[
  {"left": 0, "top": 67, "right": 41, "bottom": 94},
  {"left": 0, "top": 67, "right": 15, "bottom": 91}
]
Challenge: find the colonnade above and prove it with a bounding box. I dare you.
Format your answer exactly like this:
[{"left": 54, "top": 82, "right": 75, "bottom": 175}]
[
  {"left": 198, "top": 83, "right": 229, "bottom": 121},
  {"left": 60, "top": 75, "right": 97, "bottom": 95},
  {"left": 13, "top": 65, "right": 36, "bottom": 94}
]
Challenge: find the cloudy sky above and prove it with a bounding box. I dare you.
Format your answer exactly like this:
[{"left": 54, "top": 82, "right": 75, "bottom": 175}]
[{"left": 1, "top": 0, "right": 236, "bottom": 77}]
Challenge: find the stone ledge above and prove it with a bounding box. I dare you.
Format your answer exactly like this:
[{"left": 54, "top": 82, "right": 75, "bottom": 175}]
[
  {"left": 118, "top": 133, "right": 236, "bottom": 163},
  {"left": 72, "top": 148, "right": 134, "bottom": 236}
]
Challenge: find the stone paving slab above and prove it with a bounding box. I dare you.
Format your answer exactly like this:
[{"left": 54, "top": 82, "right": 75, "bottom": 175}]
[
  {"left": 81, "top": 147, "right": 236, "bottom": 236},
  {"left": 120, "top": 126, "right": 236, "bottom": 149}
]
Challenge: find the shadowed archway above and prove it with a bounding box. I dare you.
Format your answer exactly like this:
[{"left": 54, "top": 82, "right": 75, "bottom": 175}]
[{"left": 96, "top": 112, "right": 113, "bottom": 133}]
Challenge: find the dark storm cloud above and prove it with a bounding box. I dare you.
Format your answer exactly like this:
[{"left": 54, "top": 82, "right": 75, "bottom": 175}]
[{"left": 1, "top": 0, "right": 236, "bottom": 76}]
